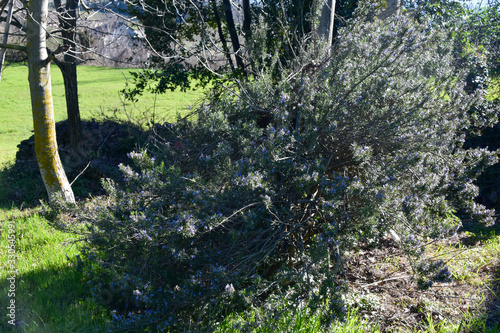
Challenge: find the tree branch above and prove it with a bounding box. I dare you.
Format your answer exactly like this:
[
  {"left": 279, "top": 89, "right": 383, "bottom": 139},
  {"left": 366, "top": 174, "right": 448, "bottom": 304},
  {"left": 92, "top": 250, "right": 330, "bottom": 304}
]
[
  {"left": 41, "top": 44, "right": 69, "bottom": 66},
  {"left": 0, "top": 0, "right": 8, "bottom": 17},
  {"left": 0, "top": 43, "right": 26, "bottom": 52},
  {"left": 0, "top": 15, "right": 27, "bottom": 32}
]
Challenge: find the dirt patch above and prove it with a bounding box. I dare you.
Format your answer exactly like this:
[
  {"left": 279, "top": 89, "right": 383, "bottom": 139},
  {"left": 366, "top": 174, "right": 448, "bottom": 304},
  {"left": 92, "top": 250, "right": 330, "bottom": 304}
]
[
  {"left": 483, "top": 264, "right": 500, "bottom": 328},
  {"left": 343, "top": 232, "right": 498, "bottom": 331}
]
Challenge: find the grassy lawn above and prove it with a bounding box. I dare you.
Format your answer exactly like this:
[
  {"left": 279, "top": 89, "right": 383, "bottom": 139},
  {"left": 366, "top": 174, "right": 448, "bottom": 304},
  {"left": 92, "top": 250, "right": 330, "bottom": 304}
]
[{"left": 0, "top": 64, "right": 204, "bottom": 164}]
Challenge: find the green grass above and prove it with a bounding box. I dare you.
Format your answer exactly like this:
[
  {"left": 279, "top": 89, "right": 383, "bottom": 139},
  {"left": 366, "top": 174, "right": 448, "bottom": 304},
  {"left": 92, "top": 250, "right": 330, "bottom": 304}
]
[
  {"left": 0, "top": 63, "right": 204, "bottom": 164},
  {"left": 0, "top": 210, "right": 110, "bottom": 332},
  {"left": 214, "top": 306, "right": 380, "bottom": 333}
]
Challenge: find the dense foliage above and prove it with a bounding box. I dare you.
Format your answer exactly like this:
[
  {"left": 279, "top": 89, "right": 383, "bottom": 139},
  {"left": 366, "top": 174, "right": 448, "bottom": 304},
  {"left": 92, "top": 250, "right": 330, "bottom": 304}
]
[
  {"left": 462, "top": 2, "right": 500, "bottom": 76},
  {"left": 74, "top": 9, "right": 498, "bottom": 332},
  {"left": 122, "top": 0, "right": 362, "bottom": 99}
]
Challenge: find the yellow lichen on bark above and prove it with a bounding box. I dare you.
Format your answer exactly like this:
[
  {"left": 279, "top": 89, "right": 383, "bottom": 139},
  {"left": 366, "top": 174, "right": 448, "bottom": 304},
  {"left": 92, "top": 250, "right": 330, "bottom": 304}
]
[{"left": 27, "top": 0, "right": 75, "bottom": 204}]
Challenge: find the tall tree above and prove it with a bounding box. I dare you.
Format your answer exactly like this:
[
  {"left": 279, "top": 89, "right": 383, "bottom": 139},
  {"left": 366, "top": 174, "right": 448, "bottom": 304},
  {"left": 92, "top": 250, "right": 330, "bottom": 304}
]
[
  {"left": 317, "top": 0, "right": 337, "bottom": 47},
  {"left": 242, "top": 0, "right": 251, "bottom": 41},
  {"left": 210, "top": 0, "right": 235, "bottom": 72},
  {"left": 222, "top": 0, "right": 246, "bottom": 75},
  {"left": 53, "top": 0, "right": 84, "bottom": 158},
  {"left": 27, "top": 0, "right": 75, "bottom": 203},
  {"left": 0, "top": 0, "right": 76, "bottom": 203},
  {"left": 379, "top": 0, "right": 400, "bottom": 20}
]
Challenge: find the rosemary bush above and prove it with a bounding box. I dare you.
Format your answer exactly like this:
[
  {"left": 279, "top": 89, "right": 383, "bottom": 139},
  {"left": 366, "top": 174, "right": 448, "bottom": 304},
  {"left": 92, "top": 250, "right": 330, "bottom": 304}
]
[{"left": 76, "top": 10, "right": 498, "bottom": 332}]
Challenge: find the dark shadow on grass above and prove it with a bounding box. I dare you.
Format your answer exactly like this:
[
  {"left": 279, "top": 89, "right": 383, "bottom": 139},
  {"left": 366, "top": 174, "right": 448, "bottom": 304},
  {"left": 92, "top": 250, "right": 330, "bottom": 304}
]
[
  {"left": 0, "top": 263, "right": 110, "bottom": 332},
  {"left": 483, "top": 262, "right": 500, "bottom": 331},
  {"left": 0, "top": 119, "right": 151, "bottom": 210},
  {"left": 460, "top": 219, "right": 500, "bottom": 246},
  {"left": 459, "top": 220, "right": 500, "bottom": 331}
]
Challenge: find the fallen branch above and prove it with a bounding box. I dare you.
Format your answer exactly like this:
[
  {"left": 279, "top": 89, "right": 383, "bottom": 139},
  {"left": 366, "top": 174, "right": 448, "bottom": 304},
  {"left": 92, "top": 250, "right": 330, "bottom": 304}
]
[
  {"left": 70, "top": 161, "right": 92, "bottom": 186},
  {"left": 353, "top": 274, "right": 411, "bottom": 288}
]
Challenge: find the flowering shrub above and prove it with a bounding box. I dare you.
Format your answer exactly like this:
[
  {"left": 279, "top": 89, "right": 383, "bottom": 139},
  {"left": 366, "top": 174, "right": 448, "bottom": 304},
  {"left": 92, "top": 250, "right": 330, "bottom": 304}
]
[{"left": 75, "top": 10, "right": 498, "bottom": 332}]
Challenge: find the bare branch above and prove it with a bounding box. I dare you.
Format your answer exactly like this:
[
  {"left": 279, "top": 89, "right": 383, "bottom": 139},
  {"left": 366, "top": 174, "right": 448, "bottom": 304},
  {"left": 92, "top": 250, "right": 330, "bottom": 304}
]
[
  {"left": 0, "top": 15, "right": 27, "bottom": 32},
  {"left": 0, "top": 42, "right": 26, "bottom": 52},
  {"left": 0, "top": 0, "right": 7, "bottom": 17}
]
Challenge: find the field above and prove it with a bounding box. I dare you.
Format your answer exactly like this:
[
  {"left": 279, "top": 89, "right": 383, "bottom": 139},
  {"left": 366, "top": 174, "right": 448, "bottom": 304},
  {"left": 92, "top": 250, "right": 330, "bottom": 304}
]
[
  {"left": 0, "top": 64, "right": 204, "bottom": 164},
  {"left": 0, "top": 65, "right": 499, "bottom": 332}
]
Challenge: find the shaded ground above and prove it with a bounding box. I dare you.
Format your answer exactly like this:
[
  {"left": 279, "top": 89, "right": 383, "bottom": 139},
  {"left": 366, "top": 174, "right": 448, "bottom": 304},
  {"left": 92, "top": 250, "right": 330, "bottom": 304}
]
[
  {"left": 0, "top": 119, "right": 150, "bottom": 208},
  {"left": 344, "top": 225, "right": 500, "bottom": 332},
  {"left": 484, "top": 263, "right": 500, "bottom": 329}
]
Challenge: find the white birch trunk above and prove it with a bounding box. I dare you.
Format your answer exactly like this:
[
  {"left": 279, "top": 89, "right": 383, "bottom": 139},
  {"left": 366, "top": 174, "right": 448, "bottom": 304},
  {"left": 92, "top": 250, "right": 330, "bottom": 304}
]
[{"left": 26, "top": 0, "right": 75, "bottom": 204}]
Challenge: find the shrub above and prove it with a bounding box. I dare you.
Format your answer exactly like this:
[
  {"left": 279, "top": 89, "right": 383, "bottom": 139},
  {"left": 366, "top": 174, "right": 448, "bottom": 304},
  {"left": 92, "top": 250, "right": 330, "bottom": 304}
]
[{"left": 74, "top": 9, "right": 498, "bottom": 332}]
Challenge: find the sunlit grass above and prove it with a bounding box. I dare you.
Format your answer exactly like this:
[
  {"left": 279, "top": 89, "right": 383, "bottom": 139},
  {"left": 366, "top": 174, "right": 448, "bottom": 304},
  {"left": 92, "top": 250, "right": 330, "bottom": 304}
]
[
  {"left": 487, "top": 77, "right": 500, "bottom": 101},
  {"left": 215, "top": 305, "right": 380, "bottom": 333},
  {"left": 0, "top": 63, "right": 204, "bottom": 164},
  {"left": 427, "top": 229, "right": 500, "bottom": 286},
  {"left": 0, "top": 210, "right": 110, "bottom": 332}
]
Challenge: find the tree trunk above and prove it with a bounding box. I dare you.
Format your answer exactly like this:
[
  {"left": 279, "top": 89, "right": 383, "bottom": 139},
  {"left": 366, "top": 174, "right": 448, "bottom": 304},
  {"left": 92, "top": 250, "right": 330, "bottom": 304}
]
[
  {"left": 0, "top": 0, "right": 14, "bottom": 81},
  {"left": 379, "top": 0, "right": 401, "bottom": 20},
  {"left": 317, "top": 0, "right": 336, "bottom": 48},
  {"left": 210, "top": 0, "right": 235, "bottom": 73},
  {"left": 242, "top": 0, "right": 251, "bottom": 41},
  {"left": 26, "top": 0, "right": 75, "bottom": 204},
  {"left": 59, "top": 60, "right": 83, "bottom": 157},
  {"left": 222, "top": 0, "right": 246, "bottom": 75},
  {"left": 54, "top": 0, "right": 84, "bottom": 158}
]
